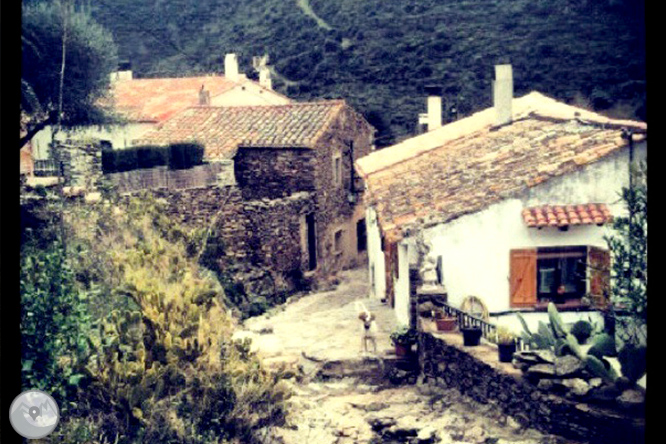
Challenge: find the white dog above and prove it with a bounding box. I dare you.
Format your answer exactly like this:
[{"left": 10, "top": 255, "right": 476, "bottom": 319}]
[{"left": 357, "top": 304, "right": 378, "bottom": 354}]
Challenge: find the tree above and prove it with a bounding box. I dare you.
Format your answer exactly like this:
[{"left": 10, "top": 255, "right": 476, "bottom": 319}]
[
  {"left": 21, "top": 1, "right": 119, "bottom": 149},
  {"left": 605, "top": 160, "right": 647, "bottom": 347}
]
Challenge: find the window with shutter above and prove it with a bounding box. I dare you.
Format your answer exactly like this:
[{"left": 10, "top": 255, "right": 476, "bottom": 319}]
[{"left": 510, "top": 249, "right": 537, "bottom": 307}]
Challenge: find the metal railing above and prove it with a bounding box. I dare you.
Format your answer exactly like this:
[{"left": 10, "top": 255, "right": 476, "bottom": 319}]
[{"left": 436, "top": 301, "right": 529, "bottom": 350}]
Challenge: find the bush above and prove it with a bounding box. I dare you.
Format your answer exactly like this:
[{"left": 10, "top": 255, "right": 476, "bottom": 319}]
[
  {"left": 22, "top": 195, "right": 291, "bottom": 443},
  {"left": 102, "top": 143, "right": 205, "bottom": 173}
]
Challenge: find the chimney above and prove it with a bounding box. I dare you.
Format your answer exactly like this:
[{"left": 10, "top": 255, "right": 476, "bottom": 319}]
[
  {"left": 418, "top": 86, "right": 442, "bottom": 132},
  {"left": 259, "top": 66, "right": 272, "bottom": 90},
  {"left": 225, "top": 53, "right": 240, "bottom": 82},
  {"left": 493, "top": 64, "right": 513, "bottom": 126},
  {"left": 198, "top": 86, "right": 211, "bottom": 105}
]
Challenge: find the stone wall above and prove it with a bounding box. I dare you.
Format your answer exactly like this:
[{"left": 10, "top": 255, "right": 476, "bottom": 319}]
[
  {"left": 312, "top": 106, "right": 374, "bottom": 277},
  {"left": 418, "top": 331, "right": 645, "bottom": 444},
  {"left": 58, "top": 140, "right": 103, "bottom": 188},
  {"left": 243, "top": 192, "right": 316, "bottom": 275},
  {"left": 234, "top": 148, "right": 316, "bottom": 200}
]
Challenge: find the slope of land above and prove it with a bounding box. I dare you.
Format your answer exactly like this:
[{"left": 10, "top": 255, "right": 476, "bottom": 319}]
[{"left": 78, "top": 0, "right": 645, "bottom": 147}]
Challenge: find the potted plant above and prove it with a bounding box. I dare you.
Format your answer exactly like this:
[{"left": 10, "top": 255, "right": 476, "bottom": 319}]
[
  {"left": 434, "top": 310, "right": 457, "bottom": 331},
  {"left": 390, "top": 326, "right": 418, "bottom": 356},
  {"left": 495, "top": 326, "right": 517, "bottom": 362},
  {"left": 460, "top": 322, "right": 482, "bottom": 346}
]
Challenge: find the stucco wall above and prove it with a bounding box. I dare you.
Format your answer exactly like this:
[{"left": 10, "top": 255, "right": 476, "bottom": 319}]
[
  {"left": 31, "top": 123, "right": 155, "bottom": 159},
  {"left": 366, "top": 207, "right": 386, "bottom": 300}
]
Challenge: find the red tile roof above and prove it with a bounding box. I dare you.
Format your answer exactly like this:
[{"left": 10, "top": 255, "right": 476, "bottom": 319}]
[
  {"left": 522, "top": 204, "right": 612, "bottom": 228},
  {"left": 137, "top": 100, "right": 347, "bottom": 159},
  {"left": 356, "top": 92, "right": 647, "bottom": 243},
  {"left": 108, "top": 76, "right": 238, "bottom": 122}
]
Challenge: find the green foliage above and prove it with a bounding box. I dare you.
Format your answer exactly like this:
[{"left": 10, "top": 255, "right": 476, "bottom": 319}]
[
  {"left": 22, "top": 193, "right": 291, "bottom": 443},
  {"left": 584, "top": 355, "right": 618, "bottom": 384},
  {"left": 21, "top": 1, "right": 119, "bottom": 147},
  {"left": 570, "top": 320, "right": 594, "bottom": 344},
  {"left": 494, "top": 326, "right": 515, "bottom": 345},
  {"left": 588, "top": 333, "right": 617, "bottom": 359},
  {"left": 618, "top": 344, "right": 647, "bottom": 385},
  {"left": 605, "top": 161, "right": 647, "bottom": 347},
  {"left": 87, "top": 0, "right": 644, "bottom": 147},
  {"left": 20, "top": 236, "right": 93, "bottom": 412},
  {"left": 390, "top": 326, "right": 418, "bottom": 346},
  {"left": 102, "top": 143, "right": 205, "bottom": 173}
]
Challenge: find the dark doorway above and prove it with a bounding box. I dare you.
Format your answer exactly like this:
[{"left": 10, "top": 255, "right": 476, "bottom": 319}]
[
  {"left": 356, "top": 218, "right": 367, "bottom": 252},
  {"left": 306, "top": 213, "right": 317, "bottom": 271}
]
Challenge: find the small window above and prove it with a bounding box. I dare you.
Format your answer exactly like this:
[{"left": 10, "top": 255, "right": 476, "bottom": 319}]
[
  {"left": 333, "top": 153, "right": 342, "bottom": 186},
  {"left": 100, "top": 140, "right": 113, "bottom": 150},
  {"left": 536, "top": 246, "right": 587, "bottom": 303}
]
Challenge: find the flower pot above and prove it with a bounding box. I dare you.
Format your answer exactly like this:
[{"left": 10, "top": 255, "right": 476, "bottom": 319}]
[
  {"left": 461, "top": 327, "right": 482, "bottom": 346},
  {"left": 498, "top": 342, "right": 516, "bottom": 362},
  {"left": 394, "top": 344, "right": 410, "bottom": 356},
  {"left": 435, "top": 317, "right": 456, "bottom": 331}
]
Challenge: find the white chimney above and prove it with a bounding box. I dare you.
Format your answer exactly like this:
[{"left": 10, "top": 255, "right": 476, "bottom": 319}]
[
  {"left": 225, "top": 53, "right": 240, "bottom": 82},
  {"left": 259, "top": 66, "right": 272, "bottom": 90},
  {"left": 418, "top": 86, "right": 442, "bottom": 132},
  {"left": 493, "top": 64, "right": 513, "bottom": 126}
]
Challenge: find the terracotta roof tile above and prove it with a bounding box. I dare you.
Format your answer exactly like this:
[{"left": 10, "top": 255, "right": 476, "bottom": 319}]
[
  {"left": 137, "top": 101, "right": 346, "bottom": 159},
  {"left": 103, "top": 75, "right": 290, "bottom": 122},
  {"left": 356, "top": 92, "right": 646, "bottom": 243},
  {"left": 523, "top": 204, "right": 612, "bottom": 228}
]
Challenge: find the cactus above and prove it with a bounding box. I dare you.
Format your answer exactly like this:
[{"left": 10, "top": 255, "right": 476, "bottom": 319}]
[
  {"left": 585, "top": 355, "right": 618, "bottom": 384},
  {"left": 547, "top": 302, "right": 568, "bottom": 339},
  {"left": 588, "top": 333, "right": 617, "bottom": 358},
  {"left": 618, "top": 344, "right": 647, "bottom": 385},
  {"left": 570, "top": 320, "right": 594, "bottom": 344}
]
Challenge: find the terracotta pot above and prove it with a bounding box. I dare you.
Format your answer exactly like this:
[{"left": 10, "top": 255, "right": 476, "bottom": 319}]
[
  {"left": 394, "top": 344, "right": 410, "bottom": 356},
  {"left": 435, "top": 317, "right": 456, "bottom": 331},
  {"left": 461, "top": 327, "right": 482, "bottom": 346},
  {"left": 498, "top": 342, "right": 516, "bottom": 362}
]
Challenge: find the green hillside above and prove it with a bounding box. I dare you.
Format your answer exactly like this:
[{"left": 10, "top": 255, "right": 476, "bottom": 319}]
[{"left": 86, "top": 0, "right": 645, "bottom": 146}]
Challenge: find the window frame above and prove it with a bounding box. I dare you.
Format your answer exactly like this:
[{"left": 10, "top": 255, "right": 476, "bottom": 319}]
[{"left": 509, "top": 245, "right": 609, "bottom": 309}]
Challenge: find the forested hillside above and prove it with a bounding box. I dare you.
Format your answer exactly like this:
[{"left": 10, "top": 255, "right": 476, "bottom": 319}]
[{"left": 65, "top": 0, "right": 646, "bottom": 146}]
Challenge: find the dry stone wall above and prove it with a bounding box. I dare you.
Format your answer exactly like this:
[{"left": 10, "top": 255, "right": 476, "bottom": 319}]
[
  {"left": 234, "top": 148, "right": 316, "bottom": 200},
  {"left": 418, "top": 332, "right": 645, "bottom": 444}
]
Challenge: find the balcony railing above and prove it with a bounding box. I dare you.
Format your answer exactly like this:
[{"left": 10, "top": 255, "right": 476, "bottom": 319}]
[{"left": 436, "top": 301, "right": 529, "bottom": 351}]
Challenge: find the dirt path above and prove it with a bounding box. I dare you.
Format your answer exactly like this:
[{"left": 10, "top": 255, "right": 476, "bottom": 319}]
[
  {"left": 236, "top": 268, "right": 581, "bottom": 444},
  {"left": 296, "top": 0, "right": 333, "bottom": 31}
]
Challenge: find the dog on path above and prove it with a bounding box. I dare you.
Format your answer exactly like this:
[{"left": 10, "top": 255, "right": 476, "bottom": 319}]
[{"left": 357, "top": 302, "right": 378, "bottom": 354}]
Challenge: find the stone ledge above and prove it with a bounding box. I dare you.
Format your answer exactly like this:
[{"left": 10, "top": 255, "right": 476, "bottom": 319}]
[{"left": 418, "top": 328, "right": 645, "bottom": 444}]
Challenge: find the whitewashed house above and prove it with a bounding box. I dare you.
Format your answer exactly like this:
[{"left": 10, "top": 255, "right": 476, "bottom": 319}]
[
  {"left": 29, "top": 54, "right": 291, "bottom": 161},
  {"left": 356, "top": 65, "right": 647, "bottom": 333}
]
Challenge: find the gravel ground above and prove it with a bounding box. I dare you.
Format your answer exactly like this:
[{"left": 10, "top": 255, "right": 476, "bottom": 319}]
[{"left": 235, "top": 267, "right": 585, "bottom": 444}]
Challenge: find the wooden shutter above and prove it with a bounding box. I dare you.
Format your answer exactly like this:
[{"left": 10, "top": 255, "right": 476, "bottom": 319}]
[
  {"left": 588, "top": 246, "right": 611, "bottom": 308},
  {"left": 510, "top": 249, "right": 537, "bottom": 307}
]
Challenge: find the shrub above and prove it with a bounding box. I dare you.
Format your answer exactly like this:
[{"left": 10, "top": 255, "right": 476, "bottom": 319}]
[
  {"left": 23, "top": 194, "right": 290, "bottom": 443},
  {"left": 102, "top": 143, "right": 205, "bottom": 173}
]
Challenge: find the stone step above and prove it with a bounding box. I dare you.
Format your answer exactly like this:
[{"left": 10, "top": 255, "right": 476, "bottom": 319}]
[{"left": 316, "top": 355, "right": 419, "bottom": 385}]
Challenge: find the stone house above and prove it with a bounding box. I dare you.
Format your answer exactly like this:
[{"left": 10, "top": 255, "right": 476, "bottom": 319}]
[
  {"left": 356, "top": 65, "right": 647, "bottom": 332},
  {"left": 29, "top": 53, "right": 290, "bottom": 160},
  {"left": 137, "top": 99, "right": 375, "bottom": 286}
]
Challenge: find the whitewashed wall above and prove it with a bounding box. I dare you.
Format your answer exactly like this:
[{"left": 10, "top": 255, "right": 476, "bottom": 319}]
[
  {"left": 420, "top": 143, "right": 646, "bottom": 315},
  {"left": 31, "top": 123, "right": 155, "bottom": 159},
  {"left": 211, "top": 83, "right": 290, "bottom": 107},
  {"left": 366, "top": 207, "right": 386, "bottom": 300},
  {"left": 395, "top": 243, "right": 411, "bottom": 326}
]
